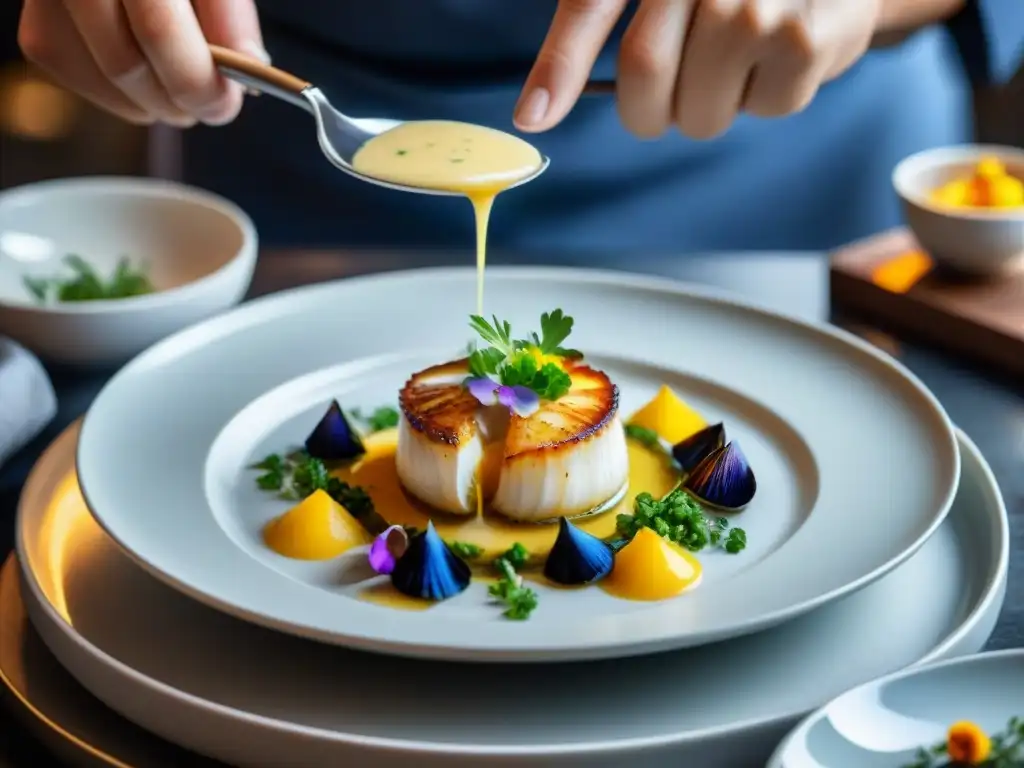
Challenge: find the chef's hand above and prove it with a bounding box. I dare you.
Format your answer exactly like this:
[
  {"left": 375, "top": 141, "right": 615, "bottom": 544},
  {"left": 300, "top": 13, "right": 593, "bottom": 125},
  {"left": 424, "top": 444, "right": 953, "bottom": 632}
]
[
  {"left": 514, "top": 0, "right": 881, "bottom": 139},
  {"left": 18, "top": 0, "right": 267, "bottom": 126}
]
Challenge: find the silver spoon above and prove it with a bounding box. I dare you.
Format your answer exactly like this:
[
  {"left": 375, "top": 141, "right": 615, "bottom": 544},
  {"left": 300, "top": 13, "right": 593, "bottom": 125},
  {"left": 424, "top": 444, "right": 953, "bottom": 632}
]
[{"left": 211, "top": 45, "right": 562, "bottom": 198}]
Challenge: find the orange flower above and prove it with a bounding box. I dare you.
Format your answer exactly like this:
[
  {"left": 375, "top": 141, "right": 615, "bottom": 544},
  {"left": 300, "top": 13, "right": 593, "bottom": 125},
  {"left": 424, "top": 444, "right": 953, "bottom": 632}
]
[{"left": 947, "top": 721, "right": 991, "bottom": 764}]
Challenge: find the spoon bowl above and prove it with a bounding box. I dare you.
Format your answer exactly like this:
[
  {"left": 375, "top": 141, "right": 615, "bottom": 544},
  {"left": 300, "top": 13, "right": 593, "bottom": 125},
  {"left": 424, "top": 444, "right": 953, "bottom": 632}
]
[{"left": 210, "top": 46, "right": 551, "bottom": 197}]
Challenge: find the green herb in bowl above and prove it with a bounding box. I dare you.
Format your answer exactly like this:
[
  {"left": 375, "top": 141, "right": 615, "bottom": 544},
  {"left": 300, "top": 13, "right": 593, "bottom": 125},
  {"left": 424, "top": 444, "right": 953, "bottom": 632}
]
[{"left": 24, "top": 254, "right": 154, "bottom": 303}]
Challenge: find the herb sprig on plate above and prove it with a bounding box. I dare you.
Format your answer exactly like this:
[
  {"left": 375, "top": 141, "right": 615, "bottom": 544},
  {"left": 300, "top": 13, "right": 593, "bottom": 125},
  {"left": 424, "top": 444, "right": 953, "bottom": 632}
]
[
  {"left": 466, "top": 309, "right": 580, "bottom": 402},
  {"left": 617, "top": 488, "right": 747, "bottom": 554},
  {"left": 489, "top": 557, "right": 538, "bottom": 620}
]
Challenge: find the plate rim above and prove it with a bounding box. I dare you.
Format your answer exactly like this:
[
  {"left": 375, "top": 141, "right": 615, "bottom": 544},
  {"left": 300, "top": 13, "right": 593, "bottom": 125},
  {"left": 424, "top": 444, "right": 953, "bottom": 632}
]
[
  {"left": 18, "top": 421, "right": 1007, "bottom": 756},
  {"left": 767, "top": 646, "right": 1024, "bottom": 767},
  {"left": 74, "top": 266, "right": 962, "bottom": 660}
]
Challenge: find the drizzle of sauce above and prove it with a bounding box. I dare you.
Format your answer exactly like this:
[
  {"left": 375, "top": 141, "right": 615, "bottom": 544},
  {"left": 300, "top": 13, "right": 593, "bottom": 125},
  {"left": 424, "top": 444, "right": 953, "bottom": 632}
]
[
  {"left": 263, "top": 489, "right": 371, "bottom": 560},
  {"left": 336, "top": 429, "right": 679, "bottom": 562},
  {"left": 350, "top": 120, "right": 543, "bottom": 315},
  {"left": 358, "top": 580, "right": 434, "bottom": 611},
  {"left": 600, "top": 527, "right": 703, "bottom": 601}
]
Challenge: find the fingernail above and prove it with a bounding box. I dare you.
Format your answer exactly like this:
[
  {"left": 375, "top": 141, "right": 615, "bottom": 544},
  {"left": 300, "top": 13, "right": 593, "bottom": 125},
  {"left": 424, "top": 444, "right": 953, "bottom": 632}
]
[
  {"left": 239, "top": 40, "right": 271, "bottom": 64},
  {"left": 515, "top": 87, "right": 550, "bottom": 129}
]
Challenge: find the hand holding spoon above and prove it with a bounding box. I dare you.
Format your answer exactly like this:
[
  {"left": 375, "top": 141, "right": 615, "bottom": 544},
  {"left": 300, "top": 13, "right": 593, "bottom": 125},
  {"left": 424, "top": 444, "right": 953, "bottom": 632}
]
[{"left": 210, "top": 45, "right": 555, "bottom": 197}]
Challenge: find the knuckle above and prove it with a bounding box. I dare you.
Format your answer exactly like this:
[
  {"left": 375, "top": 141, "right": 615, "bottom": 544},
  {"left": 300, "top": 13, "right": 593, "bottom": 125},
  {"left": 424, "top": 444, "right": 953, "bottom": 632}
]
[
  {"left": 619, "top": 37, "right": 669, "bottom": 80},
  {"left": 129, "top": 1, "right": 178, "bottom": 47},
  {"left": 778, "top": 19, "right": 816, "bottom": 67},
  {"left": 18, "top": 21, "right": 53, "bottom": 66}
]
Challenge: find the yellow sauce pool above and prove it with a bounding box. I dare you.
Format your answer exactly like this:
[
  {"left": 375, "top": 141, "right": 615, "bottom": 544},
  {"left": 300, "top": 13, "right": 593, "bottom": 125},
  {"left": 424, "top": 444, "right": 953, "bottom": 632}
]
[{"left": 335, "top": 428, "right": 679, "bottom": 561}]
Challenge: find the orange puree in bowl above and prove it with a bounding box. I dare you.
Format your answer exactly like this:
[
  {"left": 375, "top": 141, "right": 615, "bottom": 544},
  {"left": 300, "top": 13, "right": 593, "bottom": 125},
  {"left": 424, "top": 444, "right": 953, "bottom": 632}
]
[
  {"left": 931, "top": 156, "right": 1024, "bottom": 209},
  {"left": 601, "top": 527, "right": 703, "bottom": 601}
]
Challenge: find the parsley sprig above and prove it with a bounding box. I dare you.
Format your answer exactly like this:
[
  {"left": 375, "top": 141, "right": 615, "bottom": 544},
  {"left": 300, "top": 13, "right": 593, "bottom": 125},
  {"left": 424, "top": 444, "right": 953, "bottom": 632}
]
[
  {"left": 349, "top": 405, "right": 400, "bottom": 433},
  {"left": 624, "top": 424, "right": 662, "bottom": 451},
  {"left": 616, "top": 488, "right": 747, "bottom": 554},
  {"left": 466, "top": 310, "right": 580, "bottom": 402},
  {"left": 489, "top": 557, "right": 539, "bottom": 620}
]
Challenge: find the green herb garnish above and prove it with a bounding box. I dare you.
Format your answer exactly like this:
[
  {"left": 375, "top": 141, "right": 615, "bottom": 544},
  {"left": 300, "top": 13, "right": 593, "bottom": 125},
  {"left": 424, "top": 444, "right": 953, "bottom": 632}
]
[
  {"left": 467, "top": 310, "right": 580, "bottom": 401},
  {"left": 350, "top": 405, "right": 400, "bottom": 433},
  {"left": 495, "top": 542, "right": 529, "bottom": 570},
  {"left": 24, "top": 254, "right": 154, "bottom": 303},
  {"left": 395, "top": 149, "right": 407, "bottom": 156},
  {"left": 250, "top": 450, "right": 386, "bottom": 534},
  {"left": 449, "top": 541, "right": 484, "bottom": 560},
  {"left": 616, "top": 488, "right": 747, "bottom": 554},
  {"left": 489, "top": 557, "right": 538, "bottom": 620},
  {"left": 624, "top": 424, "right": 662, "bottom": 450}
]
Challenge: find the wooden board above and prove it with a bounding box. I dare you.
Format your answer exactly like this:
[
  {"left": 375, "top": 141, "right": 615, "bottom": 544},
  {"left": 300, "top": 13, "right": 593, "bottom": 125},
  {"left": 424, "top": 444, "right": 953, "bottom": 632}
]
[{"left": 830, "top": 228, "right": 1024, "bottom": 378}]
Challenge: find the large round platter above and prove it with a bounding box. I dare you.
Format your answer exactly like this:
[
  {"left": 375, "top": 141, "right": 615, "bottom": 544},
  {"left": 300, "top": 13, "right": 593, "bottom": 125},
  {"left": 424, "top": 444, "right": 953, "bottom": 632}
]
[
  {"left": 17, "top": 424, "right": 1004, "bottom": 767},
  {"left": 769, "top": 649, "right": 1024, "bottom": 767},
  {"left": 75, "top": 268, "right": 959, "bottom": 661}
]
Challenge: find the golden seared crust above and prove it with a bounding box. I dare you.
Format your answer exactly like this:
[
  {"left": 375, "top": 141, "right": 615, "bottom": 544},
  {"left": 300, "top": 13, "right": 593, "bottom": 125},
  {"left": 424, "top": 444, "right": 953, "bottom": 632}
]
[
  {"left": 504, "top": 362, "right": 619, "bottom": 459},
  {"left": 399, "top": 358, "right": 478, "bottom": 446}
]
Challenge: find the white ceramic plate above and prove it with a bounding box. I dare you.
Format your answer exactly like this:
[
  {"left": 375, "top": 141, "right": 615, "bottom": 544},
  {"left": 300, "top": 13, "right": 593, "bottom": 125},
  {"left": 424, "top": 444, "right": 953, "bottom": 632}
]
[
  {"left": 0, "top": 558, "right": 220, "bottom": 768},
  {"left": 18, "top": 424, "right": 1004, "bottom": 768},
  {"left": 75, "top": 268, "right": 959, "bottom": 661},
  {"left": 769, "top": 649, "right": 1024, "bottom": 767}
]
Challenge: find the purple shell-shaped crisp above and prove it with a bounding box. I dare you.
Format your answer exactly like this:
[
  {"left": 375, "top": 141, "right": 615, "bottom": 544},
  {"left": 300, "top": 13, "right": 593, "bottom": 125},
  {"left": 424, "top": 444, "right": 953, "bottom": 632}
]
[
  {"left": 304, "top": 400, "right": 366, "bottom": 461},
  {"left": 683, "top": 440, "right": 756, "bottom": 511},
  {"left": 672, "top": 423, "right": 726, "bottom": 474}
]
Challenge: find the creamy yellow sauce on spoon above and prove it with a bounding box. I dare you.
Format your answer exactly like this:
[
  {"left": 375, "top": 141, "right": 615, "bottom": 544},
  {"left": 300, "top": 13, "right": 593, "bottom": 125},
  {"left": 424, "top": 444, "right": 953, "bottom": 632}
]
[{"left": 352, "top": 120, "right": 543, "bottom": 314}]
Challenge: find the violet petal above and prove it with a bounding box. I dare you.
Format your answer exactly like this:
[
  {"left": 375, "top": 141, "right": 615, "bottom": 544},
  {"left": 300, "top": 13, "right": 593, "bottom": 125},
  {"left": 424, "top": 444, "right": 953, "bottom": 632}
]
[
  {"left": 466, "top": 377, "right": 499, "bottom": 406},
  {"left": 369, "top": 525, "right": 408, "bottom": 574},
  {"left": 509, "top": 386, "right": 540, "bottom": 417}
]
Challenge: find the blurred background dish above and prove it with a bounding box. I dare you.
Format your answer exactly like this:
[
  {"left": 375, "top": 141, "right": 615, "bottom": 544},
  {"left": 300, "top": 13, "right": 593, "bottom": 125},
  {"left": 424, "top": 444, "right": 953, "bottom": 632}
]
[
  {"left": 893, "top": 144, "right": 1024, "bottom": 275},
  {"left": 0, "top": 177, "right": 257, "bottom": 366}
]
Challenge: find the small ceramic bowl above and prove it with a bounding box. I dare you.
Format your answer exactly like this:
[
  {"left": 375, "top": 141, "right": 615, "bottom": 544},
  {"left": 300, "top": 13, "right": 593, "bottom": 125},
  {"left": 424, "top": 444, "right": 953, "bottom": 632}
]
[
  {"left": 0, "top": 177, "right": 257, "bottom": 366},
  {"left": 892, "top": 144, "right": 1024, "bottom": 276}
]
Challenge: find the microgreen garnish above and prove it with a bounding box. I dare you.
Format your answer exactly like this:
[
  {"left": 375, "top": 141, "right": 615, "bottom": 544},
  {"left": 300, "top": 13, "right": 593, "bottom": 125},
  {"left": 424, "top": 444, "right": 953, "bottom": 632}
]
[
  {"left": 465, "top": 310, "right": 579, "bottom": 408},
  {"left": 624, "top": 424, "right": 662, "bottom": 451},
  {"left": 489, "top": 557, "right": 538, "bottom": 620},
  {"left": 24, "top": 254, "right": 154, "bottom": 303},
  {"left": 496, "top": 542, "right": 530, "bottom": 570},
  {"left": 349, "top": 405, "right": 400, "bottom": 433},
  {"left": 616, "top": 488, "right": 747, "bottom": 554},
  {"left": 449, "top": 541, "right": 484, "bottom": 560},
  {"left": 251, "top": 450, "right": 387, "bottom": 534}
]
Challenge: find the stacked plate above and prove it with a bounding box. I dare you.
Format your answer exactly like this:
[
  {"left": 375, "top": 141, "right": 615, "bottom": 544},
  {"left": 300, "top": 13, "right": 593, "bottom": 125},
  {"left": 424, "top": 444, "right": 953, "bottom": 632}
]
[{"left": 5, "top": 268, "right": 1011, "bottom": 766}]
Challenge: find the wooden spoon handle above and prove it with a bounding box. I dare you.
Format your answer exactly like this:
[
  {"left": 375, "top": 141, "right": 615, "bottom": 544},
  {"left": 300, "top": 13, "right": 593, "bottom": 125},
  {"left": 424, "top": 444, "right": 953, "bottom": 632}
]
[{"left": 210, "top": 44, "right": 312, "bottom": 110}]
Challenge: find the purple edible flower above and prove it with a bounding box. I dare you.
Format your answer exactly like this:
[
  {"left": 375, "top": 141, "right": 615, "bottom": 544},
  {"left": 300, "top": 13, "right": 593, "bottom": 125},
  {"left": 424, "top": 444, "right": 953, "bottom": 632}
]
[
  {"left": 369, "top": 525, "right": 409, "bottom": 575},
  {"left": 465, "top": 377, "right": 539, "bottom": 417}
]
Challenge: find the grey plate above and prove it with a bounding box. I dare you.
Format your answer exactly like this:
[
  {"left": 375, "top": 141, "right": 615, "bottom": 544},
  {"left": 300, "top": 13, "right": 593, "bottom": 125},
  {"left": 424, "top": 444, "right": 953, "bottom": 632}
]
[
  {"left": 768, "top": 649, "right": 1024, "bottom": 767},
  {"left": 12, "top": 423, "right": 1005, "bottom": 767},
  {"left": 73, "top": 267, "right": 960, "bottom": 661}
]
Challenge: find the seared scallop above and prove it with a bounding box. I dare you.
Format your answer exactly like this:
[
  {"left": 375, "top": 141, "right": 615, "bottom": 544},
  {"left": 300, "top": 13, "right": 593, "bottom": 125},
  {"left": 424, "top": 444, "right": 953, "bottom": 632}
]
[{"left": 396, "top": 358, "right": 629, "bottom": 521}]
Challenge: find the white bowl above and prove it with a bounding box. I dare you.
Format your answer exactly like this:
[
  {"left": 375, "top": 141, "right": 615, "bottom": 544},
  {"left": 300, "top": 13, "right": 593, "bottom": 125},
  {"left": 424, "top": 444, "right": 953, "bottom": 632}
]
[
  {"left": 0, "top": 177, "right": 257, "bottom": 366},
  {"left": 892, "top": 144, "right": 1024, "bottom": 276}
]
